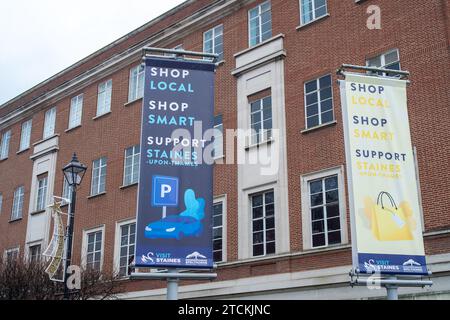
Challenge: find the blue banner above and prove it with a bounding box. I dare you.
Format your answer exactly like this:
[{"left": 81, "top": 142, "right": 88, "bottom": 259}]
[{"left": 135, "top": 57, "right": 215, "bottom": 269}]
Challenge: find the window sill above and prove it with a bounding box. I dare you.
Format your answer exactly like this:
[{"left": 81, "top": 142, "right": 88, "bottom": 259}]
[
  {"left": 245, "top": 138, "right": 274, "bottom": 151},
  {"left": 87, "top": 192, "right": 106, "bottom": 200},
  {"left": 9, "top": 217, "right": 23, "bottom": 223},
  {"left": 0, "top": 157, "right": 8, "bottom": 162},
  {"left": 65, "top": 125, "right": 82, "bottom": 133},
  {"left": 33, "top": 134, "right": 60, "bottom": 146},
  {"left": 296, "top": 13, "right": 330, "bottom": 31},
  {"left": 124, "top": 98, "right": 143, "bottom": 108},
  {"left": 30, "top": 209, "right": 46, "bottom": 216},
  {"left": 301, "top": 120, "right": 337, "bottom": 134},
  {"left": 17, "top": 147, "right": 30, "bottom": 155},
  {"left": 92, "top": 111, "right": 111, "bottom": 121},
  {"left": 120, "top": 183, "right": 138, "bottom": 190},
  {"left": 303, "top": 243, "right": 351, "bottom": 254}
]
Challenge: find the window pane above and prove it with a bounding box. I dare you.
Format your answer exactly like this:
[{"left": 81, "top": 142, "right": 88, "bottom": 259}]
[
  {"left": 213, "top": 239, "right": 222, "bottom": 251},
  {"left": 320, "top": 87, "right": 332, "bottom": 100},
  {"left": 266, "top": 241, "right": 275, "bottom": 254},
  {"left": 253, "top": 219, "right": 264, "bottom": 232},
  {"left": 328, "top": 231, "right": 341, "bottom": 245},
  {"left": 266, "top": 217, "right": 275, "bottom": 229},
  {"left": 264, "top": 192, "right": 273, "bottom": 204},
  {"left": 252, "top": 206, "right": 263, "bottom": 219},
  {"left": 310, "top": 192, "right": 323, "bottom": 206},
  {"left": 253, "top": 232, "right": 264, "bottom": 244},
  {"left": 312, "top": 220, "right": 325, "bottom": 234},
  {"left": 385, "top": 50, "right": 399, "bottom": 64},
  {"left": 213, "top": 227, "right": 222, "bottom": 239},
  {"left": 306, "top": 103, "right": 319, "bottom": 117},
  {"left": 325, "top": 176, "right": 338, "bottom": 190},
  {"left": 307, "top": 114, "right": 319, "bottom": 128},
  {"left": 253, "top": 244, "right": 264, "bottom": 256},
  {"left": 266, "top": 229, "right": 275, "bottom": 242},
  {"left": 311, "top": 207, "right": 324, "bottom": 221},
  {"left": 252, "top": 194, "right": 263, "bottom": 207},
  {"left": 326, "top": 204, "right": 340, "bottom": 218},
  {"left": 326, "top": 190, "right": 339, "bottom": 203},
  {"left": 312, "top": 233, "right": 325, "bottom": 247},
  {"left": 310, "top": 180, "right": 322, "bottom": 194},
  {"left": 306, "top": 92, "right": 318, "bottom": 105},
  {"left": 321, "top": 111, "right": 334, "bottom": 123},
  {"left": 305, "top": 80, "right": 317, "bottom": 93},
  {"left": 213, "top": 251, "right": 222, "bottom": 262},
  {"left": 319, "top": 75, "right": 331, "bottom": 88},
  {"left": 327, "top": 217, "right": 341, "bottom": 231},
  {"left": 321, "top": 99, "right": 333, "bottom": 112}
]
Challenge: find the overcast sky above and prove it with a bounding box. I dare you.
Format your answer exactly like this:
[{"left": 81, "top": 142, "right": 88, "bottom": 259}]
[{"left": 0, "top": 0, "right": 186, "bottom": 105}]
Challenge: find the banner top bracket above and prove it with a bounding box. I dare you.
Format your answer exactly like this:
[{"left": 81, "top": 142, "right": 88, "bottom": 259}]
[{"left": 337, "top": 64, "right": 410, "bottom": 80}]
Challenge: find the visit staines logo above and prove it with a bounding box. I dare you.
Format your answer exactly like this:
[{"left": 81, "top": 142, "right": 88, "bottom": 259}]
[{"left": 364, "top": 259, "right": 400, "bottom": 272}]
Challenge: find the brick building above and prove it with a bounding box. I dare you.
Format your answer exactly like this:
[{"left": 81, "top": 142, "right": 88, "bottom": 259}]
[{"left": 0, "top": 0, "right": 449, "bottom": 299}]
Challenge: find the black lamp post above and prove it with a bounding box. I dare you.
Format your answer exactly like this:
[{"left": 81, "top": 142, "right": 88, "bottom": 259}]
[{"left": 62, "top": 153, "right": 87, "bottom": 299}]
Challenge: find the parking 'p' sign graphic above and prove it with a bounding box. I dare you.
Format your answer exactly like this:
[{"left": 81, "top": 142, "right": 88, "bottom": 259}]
[{"left": 151, "top": 175, "right": 179, "bottom": 207}]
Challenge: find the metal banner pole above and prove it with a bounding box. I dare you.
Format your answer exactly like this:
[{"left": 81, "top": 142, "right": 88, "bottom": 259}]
[
  {"left": 166, "top": 269, "right": 179, "bottom": 300},
  {"left": 386, "top": 276, "right": 399, "bottom": 300}
]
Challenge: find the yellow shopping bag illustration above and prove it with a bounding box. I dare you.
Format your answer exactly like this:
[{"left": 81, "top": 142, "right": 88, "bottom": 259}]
[{"left": 364, "top": 192, "right": 414, "bottom": 241}]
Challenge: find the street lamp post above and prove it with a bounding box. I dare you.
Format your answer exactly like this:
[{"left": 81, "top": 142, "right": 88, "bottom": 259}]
[{"left": 62, "top": 153, "right": 87, "bottom": 300}]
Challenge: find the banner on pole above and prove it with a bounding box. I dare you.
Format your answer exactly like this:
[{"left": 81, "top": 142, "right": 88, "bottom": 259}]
[
  {"left": 340, "top": 73, "right": 428, "bottom": 275},
  {"left": 135, "top": 57, "right": 215, "bottom": 269}
]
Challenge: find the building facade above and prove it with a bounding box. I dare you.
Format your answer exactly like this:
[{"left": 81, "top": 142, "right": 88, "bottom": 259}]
[{"left": 0, "top": 0, "right": 449, "bottom": 299}]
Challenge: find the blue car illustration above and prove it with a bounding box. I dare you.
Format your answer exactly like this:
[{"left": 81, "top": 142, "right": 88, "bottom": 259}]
[
  {"left": 144, "top": 189, "right": 205, "bottom": 240},
  {"left": 144, "top": 215, "right": 203, "bottom": 240}
]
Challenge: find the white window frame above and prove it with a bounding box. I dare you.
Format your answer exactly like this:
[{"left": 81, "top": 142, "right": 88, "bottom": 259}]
[
  {"left": 123, "top": 145, "right": 140, "bottom": 186},
  {"left": 250, "top": 189, "right": 276, "bottom": 257},
  {"left": 96, "top": 79, "right": 112, "bottom": 117},
  {"left": 19, "top": 119, "right": 32, "bottom": 151},
  {"left": 81, "top": 225, "right": 105, "bottom": 271},
  {"left": 11, "top": 185, "right": 25, "bottom": 221},
  {"left": 4, "top": 247, "right": 20, "bottom": 262},
  {"left": 0, "top": 130, "right": 11, "bottom": 160},
  {"left": 27, "top": 242, "right": 42, "bottom": 263},
  {"left": 91, "top": 157, "right": 107, "bottom": 196},
  {"left": 128, "top": 65, "right": 145, "bottom": 102},
  {"left": 43, "top": 107, "right": 56, "bottom": 139},
  {"left": 68, "top": 94, "right": 83, "bottom": 129},
  {"left": 366, "top": 49, "right": 401, "bottom": 77},
  {"left": 304, "top": 74, "right": 334, "bottom": 129},
  {"left": 301, "top": 166, "right": 348, "bottom": 250},
  {"left": 299, "top": 0, "right": 328, "bottom": 26},
  {"left": 248, "top": 1, "right": 272, "bottom": 47},
  {"left": 114, "top": 218, "right": 136, "bottom": 277},
  {"left": 213, "top": 115, "right": 224, "bottom": 159},
  {"left": 0, "top": 192, "right": 3, "bottom": 215},
  {"left": 213, "top": 195, "right": 227, "bottom": 263},
  {"left": 36, "top": 175, "right": 48, "bottom": 212},
  {"left": 203, "top": 24, "right": 224, "bottom": 62}
]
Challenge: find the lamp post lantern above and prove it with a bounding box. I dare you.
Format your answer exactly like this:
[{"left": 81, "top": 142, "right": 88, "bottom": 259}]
[{"left": 62, "top": 153, "right": 87, "bottom": 299}]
